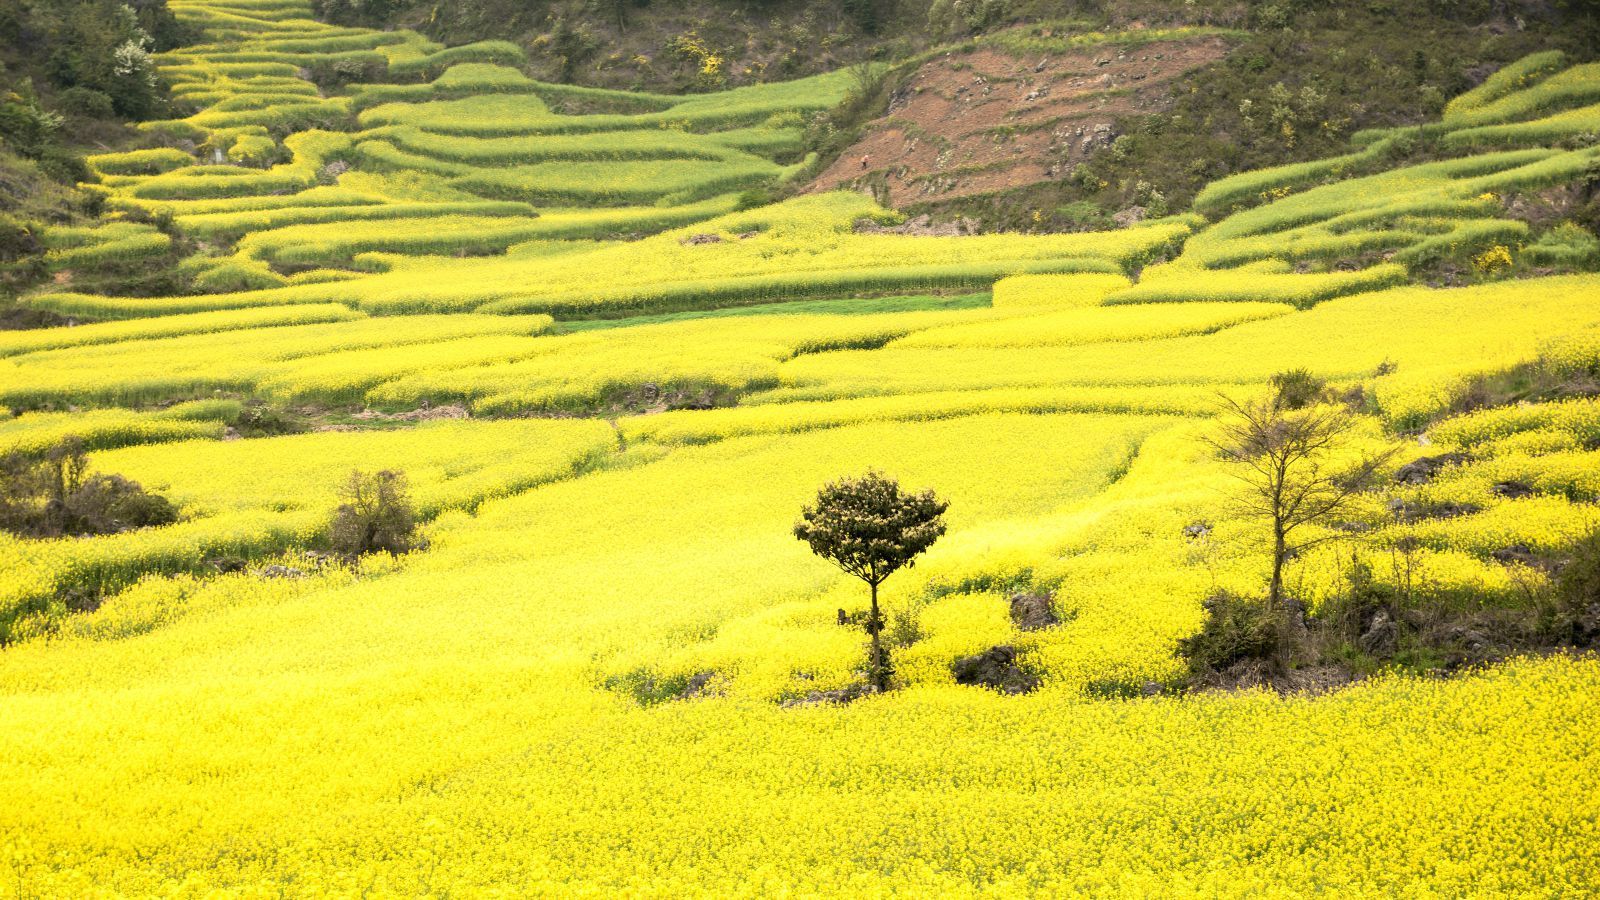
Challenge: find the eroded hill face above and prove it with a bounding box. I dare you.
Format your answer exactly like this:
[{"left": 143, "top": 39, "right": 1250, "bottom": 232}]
[{"left": 807, "top": 34, "right": 1232, "bottom": 210}]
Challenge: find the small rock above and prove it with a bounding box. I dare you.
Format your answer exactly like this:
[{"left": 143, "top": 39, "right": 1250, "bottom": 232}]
[
  {"left": 207, "top": 556, "right": 247, "bottom": 574},
  {"left": 1357, "top": 608, "right": 1399, "bottom": 656},
  {"left": 780, "top": 682, "right": 879, "bottom": 708},
  {"left": 1491, "top": 480, "right": 1535, "bottom": 499},
  {"left": 1394, "top": 452, "right": 1470, "bottom": 485},
  {"left": 1283, "top": 598, "right": 1311, "bottom": 633},
  {"left": 258, "top": 564, "right": 304, "bottom": 579},
  {"left": 1111, "top": 206, "right": 1147, "bottom": 228},
  {"left": 952, "top": 646, "right": 1038, "bottom": 694},
  {"left": 675, "top": 390, "right": 716, "bottom": 411},
  {"left": 680, "top": 233, "right": 723, "bottom": 245},
  {"left": 351, "top": 404, "right": 468, "bottom": 423},
  {"left": 1433, "top": 623, "right": 1495, "bottom": 655},
  {"left": 678, "top": 671, "right": 717, "bottom": 700},
  {"left": 1490, "top": 544, "right": 1539, "bottom": 567},
  {"left": 1425, "top": 501, "right": 1482, "bottom": 520},
  {"left": 1574, "top": 602, "right": 1600, "bottom": 646},
  {"left": 1388, "top": 499, "right": 1482, "bottom": 522},
  {"left": 317, "top": 160, "right": 350, "bottom": 183},
  {"left": 1008, "top": 593, "right": 1059, "bottom": 631}
]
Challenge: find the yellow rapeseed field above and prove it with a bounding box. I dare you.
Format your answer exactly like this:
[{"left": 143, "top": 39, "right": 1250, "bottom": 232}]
[{"left": 2, "top": 6, "right": 1597, "bottom": 893}]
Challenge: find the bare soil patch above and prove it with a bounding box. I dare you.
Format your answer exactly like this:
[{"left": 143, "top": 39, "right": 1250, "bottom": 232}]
[{"left": 806, "top": 37, "right": 1231, "bottom": 208}]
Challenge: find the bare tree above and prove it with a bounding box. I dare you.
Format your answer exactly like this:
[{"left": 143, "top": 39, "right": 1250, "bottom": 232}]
[
  {"left": 795, "top": 472, "right": 948, "bottom": 691},
  {"left": 1207, "top": 389, "right": 1394, "bottom": 614}
]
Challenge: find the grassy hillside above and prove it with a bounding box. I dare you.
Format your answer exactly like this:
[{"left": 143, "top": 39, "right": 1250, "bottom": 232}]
[
  {"left": 0, "top": 0, "right": 199, "bottom": 306},
  {"left": 880, "top": 1, "right": 1600, "bottom": 227},
  {"left": 305, "top": 0, "right": 1600, "bottom": 228},
  {"left": 0, "top": 0, "right": 1599, "bottom": 894}
]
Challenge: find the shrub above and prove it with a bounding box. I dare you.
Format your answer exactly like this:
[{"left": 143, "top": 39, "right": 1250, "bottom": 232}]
[
  {"left": 1270, "top": 368, "right": 1328, "bottom": 410},
  {"left": 736, "top": 186, "right": 779, "bottom": 211},
  {"left": 1524, "top": 223, "right": 1600, "bottom": 267},
  {"left": 1176, "top": 590, "right": 1281, "bottom": 673},
  {"left": 57, "top": 87, "right": 115, "bottom": 119},
  {"left": 1472, "top": 244, "right": 1514, "bottom": 276},
  {"left": 233, "top": 405, "right": 307, "bottom": 438},
  {"left": 1555, "top": 529, "right": 1600, "bottom": 644},
  {"left": 0, "top": 438, "right": 177, "bottom": 538},
  {"left": 328, "top": 469, "right": 417, "bottom": 556},
  {"left": 0, "top": 213, "right": 42, "bottom": 266},
  {"left": 70, "top": 476, "right": 180, "bottom": 533}
]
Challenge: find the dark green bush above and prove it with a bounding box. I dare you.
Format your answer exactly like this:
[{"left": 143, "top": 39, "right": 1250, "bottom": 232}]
[
  {"left": 0, "top": 214, "right": 42, "bottom": 265},
  {"left": 1270, "top": 368, "right": 1328, "bottom": 410},
  {"left": 4, "top": 0, "right": 192, "bottom": 124},
  {"left": 0, "top": 81, "right": 63, "bottom": 160},
  {"left": 35, "top": 146, "right": 91, "bottom": 185},
  {"left": 233, "top": 404, "right": 308, "bottom": 437},
  {"left": 0, "top": 438, "right": 177, "bottom": 538},
  {"left": 311, "top": 0, "right": 409, "bottom": 28},
  {"left": 1176, "top": 590, "right": 1281, "bottom": 673},
  {"left": 1556, "top": 530, "right": 1600, "bottom": 645},
  {"left": 56, "top": 86, "right": 114, "bottom": 119}
]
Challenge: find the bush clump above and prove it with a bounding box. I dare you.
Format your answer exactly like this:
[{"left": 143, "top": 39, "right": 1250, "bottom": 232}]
[
  {"left": 328, "top": 469, "right": 417, "bottom": 556},
  {"left": 1554, "top": 529, "right": 1600, "bottom": 645},
  {"left": 1176, "top": 591, "right": 1282, "bottom": 674},
  {"left": 0, "top": 437, "right": 177, "bottom": 538},
  {"left": 1269, "top": 368, "right": 1329, "bottom": 410}
]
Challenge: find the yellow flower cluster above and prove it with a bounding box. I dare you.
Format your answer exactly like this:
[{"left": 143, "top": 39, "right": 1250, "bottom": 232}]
[{"left": 990, "top": 272, "right": 1131, "bottom": 307}]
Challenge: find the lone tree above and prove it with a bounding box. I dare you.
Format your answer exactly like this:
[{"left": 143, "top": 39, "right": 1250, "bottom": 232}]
[
  {"left": 329, "top": 469, "right": 417, "bottom": 556},
  {"left": 1208, "top": 378, "right": 1394, "bottom": 615},
  {"left": 794, "top": 471, "right": 948, "bottom": 691}
]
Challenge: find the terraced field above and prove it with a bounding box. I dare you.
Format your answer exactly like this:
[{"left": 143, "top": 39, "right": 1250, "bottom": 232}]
[{"left": 3, "top": 2, "right": 1600, "bottom": 893}]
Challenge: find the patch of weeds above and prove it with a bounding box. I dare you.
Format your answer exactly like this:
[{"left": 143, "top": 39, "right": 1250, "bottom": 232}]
[
  {"left": 1175, "top": 590, "right": 1281, "bottom": 674},
  {"left": 885, "top": 604, "right": 925, "bottom": 647},
  {"left": 1082, "top": 677, "right": 1168, "bottom": 700},
  {"left": 604, "top": 667, "right": 698, "bottom": 707},
  {"left": 233, "top": 404, "right": 309, "bottom": 437}
]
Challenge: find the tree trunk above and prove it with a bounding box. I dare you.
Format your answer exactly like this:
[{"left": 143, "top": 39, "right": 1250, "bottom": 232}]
[
  {"left": 869, "top": 579, "right": 886, "bottom": 692},
  {"left": 1269, "top": 527, "right": 1286, "bottom": 614}
]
